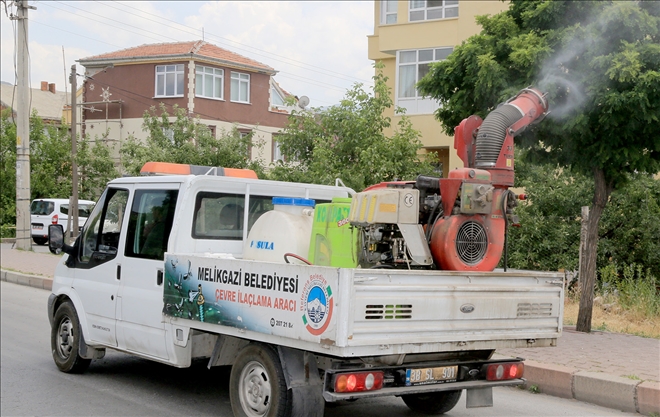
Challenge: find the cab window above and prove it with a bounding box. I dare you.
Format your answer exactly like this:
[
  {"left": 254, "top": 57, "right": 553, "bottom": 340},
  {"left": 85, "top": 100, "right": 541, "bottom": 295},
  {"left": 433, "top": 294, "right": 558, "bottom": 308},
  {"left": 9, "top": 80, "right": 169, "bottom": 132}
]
[
  {"left": 80, "top": 188, "right": 129, "bottom": 264},
  {"left": 125, "top": 189, "right": 178, "bottom": 260},
  {"left": 192, "top": 192, "right": 273, "bottom": 240}
]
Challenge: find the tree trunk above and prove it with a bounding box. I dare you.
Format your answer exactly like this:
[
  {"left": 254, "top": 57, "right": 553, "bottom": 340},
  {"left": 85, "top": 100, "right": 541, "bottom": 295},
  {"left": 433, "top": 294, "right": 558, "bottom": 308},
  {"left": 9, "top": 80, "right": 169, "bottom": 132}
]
[{"left": 576, "top": 168, "right": 613, "bottom": 332}]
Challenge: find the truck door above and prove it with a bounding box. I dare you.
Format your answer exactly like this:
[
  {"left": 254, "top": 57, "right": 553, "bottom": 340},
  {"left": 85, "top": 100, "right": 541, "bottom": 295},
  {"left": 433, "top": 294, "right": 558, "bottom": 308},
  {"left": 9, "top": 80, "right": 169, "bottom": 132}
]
[
  {"left": 72, "top": 187, "right": 131, "bottom": 347},
  {"left": 116, "top": 186, "right": 179, "bottom": 360}
]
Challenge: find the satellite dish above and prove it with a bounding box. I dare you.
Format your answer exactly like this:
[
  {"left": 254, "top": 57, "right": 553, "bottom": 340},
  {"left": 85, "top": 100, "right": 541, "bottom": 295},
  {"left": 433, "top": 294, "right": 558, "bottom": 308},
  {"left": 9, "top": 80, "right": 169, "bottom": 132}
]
[{"left": 298, "top": 96, "right": 310, "bottom": 108}]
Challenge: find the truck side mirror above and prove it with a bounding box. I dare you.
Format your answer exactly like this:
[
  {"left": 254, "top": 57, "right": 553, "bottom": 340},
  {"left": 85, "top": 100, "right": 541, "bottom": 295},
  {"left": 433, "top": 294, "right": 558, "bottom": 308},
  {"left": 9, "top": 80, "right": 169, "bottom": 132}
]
[{"left": 48, "top": 224, "right": 75, "bottom": 256}]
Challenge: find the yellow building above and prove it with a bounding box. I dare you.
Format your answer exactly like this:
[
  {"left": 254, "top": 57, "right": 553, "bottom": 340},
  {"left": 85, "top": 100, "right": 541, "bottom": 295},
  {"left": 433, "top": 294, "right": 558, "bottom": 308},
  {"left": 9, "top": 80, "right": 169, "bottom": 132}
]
[{"left": 368, "top": 0, "right": 509, "bottom": 177}]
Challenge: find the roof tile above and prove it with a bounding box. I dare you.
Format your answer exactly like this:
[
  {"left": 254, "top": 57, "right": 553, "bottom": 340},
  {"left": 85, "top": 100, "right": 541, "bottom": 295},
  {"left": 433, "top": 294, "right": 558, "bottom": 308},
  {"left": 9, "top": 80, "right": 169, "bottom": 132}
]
[{"left": 80, "top": 40, "right": 273, "bottom": 72}]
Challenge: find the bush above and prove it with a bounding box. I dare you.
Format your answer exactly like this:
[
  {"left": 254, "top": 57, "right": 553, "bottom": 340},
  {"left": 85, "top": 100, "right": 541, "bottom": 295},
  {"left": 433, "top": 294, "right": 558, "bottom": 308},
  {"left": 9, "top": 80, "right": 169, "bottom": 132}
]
[
  {"left": 0, "top": 224, "right": 16, "bottom": 239},
  {"left": 599, "top": 262, "right": 660, "bottom": 318}
]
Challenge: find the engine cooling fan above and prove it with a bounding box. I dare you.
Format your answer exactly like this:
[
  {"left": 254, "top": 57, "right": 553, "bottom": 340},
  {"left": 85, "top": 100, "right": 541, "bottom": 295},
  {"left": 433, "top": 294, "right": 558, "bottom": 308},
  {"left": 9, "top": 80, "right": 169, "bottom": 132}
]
[
  {"left": 455, "top": 220, "right": 488, "bottom": 265},
  {"left": 429, "top": 215, "right": 505, "bottom": 271}
]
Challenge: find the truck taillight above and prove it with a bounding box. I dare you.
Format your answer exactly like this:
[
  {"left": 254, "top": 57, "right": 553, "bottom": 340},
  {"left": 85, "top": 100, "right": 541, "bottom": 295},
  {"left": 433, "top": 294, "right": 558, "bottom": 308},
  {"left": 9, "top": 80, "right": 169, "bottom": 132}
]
[
  {"left": 334, "top": 371, "right": 384, "bottom": 393},
  {"left": 52, "top": 214, "right": 59, "bottom": 224},
  {"left": 485, "top": 362, "right": 524, "bottom": 381}
]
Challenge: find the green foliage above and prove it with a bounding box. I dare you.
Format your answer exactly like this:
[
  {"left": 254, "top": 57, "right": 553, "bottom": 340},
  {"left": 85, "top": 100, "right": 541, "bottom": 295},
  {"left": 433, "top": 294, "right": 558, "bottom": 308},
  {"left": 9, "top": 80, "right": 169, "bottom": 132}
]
[
  {"left": 528, "top": 385, "right": 540, "bottom": 394},
  {"left": 76, "top": 133, "right": 119, "bottom": 200},
  {"left": 506, "top": 152, "right": 660, "bottom": 278},
  {"left": 29, "top": 113, "right": 73, "bottom": 199},
  {"left": 0, "top": 109, "right": 116, "bottom": 227},
  {"left": 505, "top": 155, "right": 592, "bottom": 272},
  {"left": 599, "top": 175, "right": 660, "bottom": 278},
  {"left": 269, "top": 63, "right": 433, "bottom": 190},
  {"left": 600, "top": 263, "right": 660, "bottom": 317},
  {"left": 120, "top": 104, "right": 266, "bottom": 177},
  {"left": 0, "top": 109, "right": 17, "bottom": 225},
  {"left": 0, "top": 224, "right": 15, "bottom": 238}
]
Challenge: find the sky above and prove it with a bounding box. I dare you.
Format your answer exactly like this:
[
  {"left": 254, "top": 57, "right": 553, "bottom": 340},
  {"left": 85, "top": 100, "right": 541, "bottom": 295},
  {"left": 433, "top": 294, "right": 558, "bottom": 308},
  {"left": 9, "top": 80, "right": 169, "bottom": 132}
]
[{"left": 1, "top": 0, "right": 375, "bottom": 108}]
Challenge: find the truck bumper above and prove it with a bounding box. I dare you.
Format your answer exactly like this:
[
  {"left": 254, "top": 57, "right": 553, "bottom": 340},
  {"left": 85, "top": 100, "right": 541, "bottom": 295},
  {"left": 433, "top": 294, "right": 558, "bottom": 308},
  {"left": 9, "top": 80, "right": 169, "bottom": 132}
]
[{"left": 323, "top": 378, "right": 523, "bottom": 402}]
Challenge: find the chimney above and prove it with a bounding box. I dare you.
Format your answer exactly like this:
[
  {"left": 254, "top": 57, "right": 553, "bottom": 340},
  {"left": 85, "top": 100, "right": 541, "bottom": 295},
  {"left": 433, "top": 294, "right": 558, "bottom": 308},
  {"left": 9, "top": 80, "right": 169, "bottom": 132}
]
[
  {"left": 48, "top": 83, "right": 56, "bottom": 94},
  {"left": 41, "top": 81, "right": 48, "bottom": 91}
]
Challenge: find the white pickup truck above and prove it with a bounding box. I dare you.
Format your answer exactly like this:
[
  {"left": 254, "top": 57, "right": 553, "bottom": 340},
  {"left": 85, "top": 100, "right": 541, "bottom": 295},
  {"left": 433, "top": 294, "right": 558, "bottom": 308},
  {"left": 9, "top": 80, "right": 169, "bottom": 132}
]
[{"left": 47, "top": 170, "right": 563, "bottom": 417}]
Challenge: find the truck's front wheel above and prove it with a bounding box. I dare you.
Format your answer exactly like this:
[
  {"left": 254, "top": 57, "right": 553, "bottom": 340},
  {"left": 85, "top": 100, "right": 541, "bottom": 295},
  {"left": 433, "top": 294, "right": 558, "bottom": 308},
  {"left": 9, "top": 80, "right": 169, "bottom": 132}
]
[
  {"left": 51, "top": 301, "right": 91, "bottom": 373},
  {"left": 230, "top": 344, "right": 291, "bottom": 417},
  {"left": 401, "top": 390, "right": 462, "bottom": 415}
]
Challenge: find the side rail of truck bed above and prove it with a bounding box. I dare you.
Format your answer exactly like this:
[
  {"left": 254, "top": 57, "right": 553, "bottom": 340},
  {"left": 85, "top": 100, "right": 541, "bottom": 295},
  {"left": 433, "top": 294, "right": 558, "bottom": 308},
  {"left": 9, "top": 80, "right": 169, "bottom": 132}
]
[{"left": 163, "top": 254, "right": 563, "bottom": 357}]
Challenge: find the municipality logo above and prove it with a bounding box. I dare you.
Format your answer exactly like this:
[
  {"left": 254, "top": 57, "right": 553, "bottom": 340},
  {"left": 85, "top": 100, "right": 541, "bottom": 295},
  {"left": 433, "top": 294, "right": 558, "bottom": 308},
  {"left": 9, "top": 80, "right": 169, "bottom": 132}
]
[{"left": 301, "top": 275, "right": 333, "bottom": 336}]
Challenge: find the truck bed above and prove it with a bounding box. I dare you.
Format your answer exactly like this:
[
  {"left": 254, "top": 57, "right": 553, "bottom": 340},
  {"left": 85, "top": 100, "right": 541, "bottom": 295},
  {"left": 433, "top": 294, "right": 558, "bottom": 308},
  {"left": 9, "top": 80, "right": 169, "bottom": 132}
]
[{"left": 163, "top": 253, "right": 563, "bottom": 357}]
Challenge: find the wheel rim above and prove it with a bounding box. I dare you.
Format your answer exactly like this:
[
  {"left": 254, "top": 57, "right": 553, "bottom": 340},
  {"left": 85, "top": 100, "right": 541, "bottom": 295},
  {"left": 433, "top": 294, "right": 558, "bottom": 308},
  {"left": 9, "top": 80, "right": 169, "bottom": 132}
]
[
  {"left": 56, "top": 317, "right": 75, "bottom": 359},
  {"left": 238, "top": 360, "right": 272, "bottom": 417}
]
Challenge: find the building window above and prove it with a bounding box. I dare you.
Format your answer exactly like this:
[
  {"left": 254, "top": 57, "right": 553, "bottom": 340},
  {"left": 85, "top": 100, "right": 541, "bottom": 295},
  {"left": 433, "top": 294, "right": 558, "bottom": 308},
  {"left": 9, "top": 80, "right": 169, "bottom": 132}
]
[
  {"left": 196, "top": 66, "right": 224, "bottom": 99},
  {"left": 271, "top": 86, "right": 285, "bottom": 106},
  {"left": 397, "top": 47, "right": 453, "bottom": 114},
  {"left": 409, "top": 0, "right": 458, "bottom": 22},
  {"left": 238, "top": 128, "right": 252, "bottom": 159},
  {"left": 380, "top": 0, "right": 397, "bottom": 24},
  {"left": 162, "top": 127, "right": 174, "bottom": 143},
  {"left": 272, "top": 136, "right": 284, "bottom": 162},
  {"left": 155, "top": 64, "right": 184, "bottom": 97},
  {"left": 231, "top": 72, "right": 250, "bottom": 103}
]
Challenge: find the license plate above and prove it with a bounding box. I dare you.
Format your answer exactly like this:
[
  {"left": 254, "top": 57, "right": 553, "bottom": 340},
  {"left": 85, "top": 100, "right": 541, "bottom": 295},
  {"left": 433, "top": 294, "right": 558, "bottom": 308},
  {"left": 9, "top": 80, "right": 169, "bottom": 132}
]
[
  {"left": 33, "top": 225, "right": 43, "bottom": 230},
  {"left": 406, "top": 366, "right": 458, "bottom": 386}
]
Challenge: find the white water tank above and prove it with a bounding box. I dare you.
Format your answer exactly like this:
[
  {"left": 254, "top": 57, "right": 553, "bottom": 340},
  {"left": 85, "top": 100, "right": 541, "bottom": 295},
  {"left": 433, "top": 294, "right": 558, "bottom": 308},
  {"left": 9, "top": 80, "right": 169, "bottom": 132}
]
[{"left": 243, "top": 197, "right": 315, "bottom": 263}]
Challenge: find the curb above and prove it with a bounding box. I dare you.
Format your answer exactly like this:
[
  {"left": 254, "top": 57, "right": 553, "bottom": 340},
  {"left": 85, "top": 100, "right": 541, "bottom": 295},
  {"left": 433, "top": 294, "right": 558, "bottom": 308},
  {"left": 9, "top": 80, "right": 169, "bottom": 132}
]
[
  {"left": 3, "top": 269, "right": 658, "bottom": 415},
  {"left": 1, "top": 269, "right": 52, "bottom": 291},
  {"left": 501, "top": 357, "right": 660, "bottom": 415}
]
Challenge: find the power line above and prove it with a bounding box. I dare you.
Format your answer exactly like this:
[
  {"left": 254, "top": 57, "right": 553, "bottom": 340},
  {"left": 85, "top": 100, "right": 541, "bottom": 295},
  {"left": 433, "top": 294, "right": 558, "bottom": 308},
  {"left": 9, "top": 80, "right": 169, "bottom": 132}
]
[
  {"left": 96, "top": 0, "right": 370, "bottom": 85},
  {"left": 41, "top": 0, "right": 372, "bottom": 92}
]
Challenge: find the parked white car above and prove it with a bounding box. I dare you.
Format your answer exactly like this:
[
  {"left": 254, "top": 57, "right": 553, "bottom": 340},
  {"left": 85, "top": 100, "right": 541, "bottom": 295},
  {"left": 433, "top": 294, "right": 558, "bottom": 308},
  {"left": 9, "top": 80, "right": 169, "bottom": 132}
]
[{"left": 30, "top": 198, "right": 95, "bottom": 245}]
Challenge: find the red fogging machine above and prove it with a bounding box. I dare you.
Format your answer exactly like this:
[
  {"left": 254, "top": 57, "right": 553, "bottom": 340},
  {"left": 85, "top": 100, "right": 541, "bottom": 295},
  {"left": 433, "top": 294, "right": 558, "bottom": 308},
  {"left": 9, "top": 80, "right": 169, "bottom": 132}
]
[{"left": 348, "top": 88, "right": 549, "bottom": 271}]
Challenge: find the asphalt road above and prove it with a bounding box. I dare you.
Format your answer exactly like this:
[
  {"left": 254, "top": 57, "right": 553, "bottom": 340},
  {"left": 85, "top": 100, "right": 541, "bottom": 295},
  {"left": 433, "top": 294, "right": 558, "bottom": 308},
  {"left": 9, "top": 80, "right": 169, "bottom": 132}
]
[{"left": 1, "top": 281, "right": 637, "bottom": 417}]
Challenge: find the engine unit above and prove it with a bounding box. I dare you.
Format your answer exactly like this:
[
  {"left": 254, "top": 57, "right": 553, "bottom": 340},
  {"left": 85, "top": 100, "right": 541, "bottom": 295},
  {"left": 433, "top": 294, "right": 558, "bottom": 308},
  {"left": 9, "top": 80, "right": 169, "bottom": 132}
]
[{"left": 348, "top": 87, "right": 549, "bottom": 271}]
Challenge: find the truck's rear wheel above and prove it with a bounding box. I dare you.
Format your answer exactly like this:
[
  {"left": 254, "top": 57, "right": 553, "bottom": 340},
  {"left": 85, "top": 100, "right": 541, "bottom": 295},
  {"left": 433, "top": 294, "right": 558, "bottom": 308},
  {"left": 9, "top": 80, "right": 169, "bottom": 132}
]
[
  {"left": 230, "top": 344, "right": 291, "bottom": 417},
  {"left": 401, "top": 390, "right": 462, "bottom": 415},
  {"left": 51, "top": 301, "right": 91, "bottom": 373}
]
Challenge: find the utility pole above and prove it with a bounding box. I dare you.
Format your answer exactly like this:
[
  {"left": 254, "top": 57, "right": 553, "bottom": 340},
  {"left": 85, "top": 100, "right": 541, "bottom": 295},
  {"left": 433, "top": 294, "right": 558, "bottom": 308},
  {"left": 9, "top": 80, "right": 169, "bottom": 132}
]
[
  {"left": 70, "top": 64, "right": 79, "bottom": 240},
  {"left": 13, "top": 0, "right": 36, "bottom": 250}
]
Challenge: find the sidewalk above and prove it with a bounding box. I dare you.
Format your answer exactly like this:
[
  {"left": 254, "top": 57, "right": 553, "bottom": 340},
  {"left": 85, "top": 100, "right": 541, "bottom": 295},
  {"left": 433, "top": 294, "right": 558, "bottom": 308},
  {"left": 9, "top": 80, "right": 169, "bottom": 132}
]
[{"left": 1, "top": 243, "right": 658, "bottom": 415}]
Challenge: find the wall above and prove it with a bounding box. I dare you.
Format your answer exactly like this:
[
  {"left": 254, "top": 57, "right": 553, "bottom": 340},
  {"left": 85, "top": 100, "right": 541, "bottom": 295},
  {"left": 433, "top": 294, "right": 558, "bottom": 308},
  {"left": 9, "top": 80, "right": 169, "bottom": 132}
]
[{"left": 369, "top": 0, "right": 509, "bottom": 176}]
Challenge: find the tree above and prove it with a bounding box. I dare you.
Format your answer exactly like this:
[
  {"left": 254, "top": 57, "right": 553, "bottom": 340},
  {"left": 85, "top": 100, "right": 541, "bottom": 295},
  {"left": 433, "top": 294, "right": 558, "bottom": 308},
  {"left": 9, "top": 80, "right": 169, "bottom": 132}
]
[
  {"left": 120, "top": 104, "right": 266, "bottom": 177},
  {"left": 269, "top": 63, "right": 433, "bottom": 191},
  {"left": 76, "top": 133, "right": 120, "bottom": 200},
  {"left": 0, "top": 109, "right": 117, "bottom": 231},
  {"left": 505, "top": 151, "right": 592, "bottom": 273},
  {"left": 417, "top": 0, "right": 660, "bottom": 332},
  {"left": 507, "top": 151, "right": 660, "bottom": 281},
  {"left": 0, "top": 109, "right": 17, "bottom": 228},
  {"left": 29, "top": 113, "right": 73, "bottom": 199}
]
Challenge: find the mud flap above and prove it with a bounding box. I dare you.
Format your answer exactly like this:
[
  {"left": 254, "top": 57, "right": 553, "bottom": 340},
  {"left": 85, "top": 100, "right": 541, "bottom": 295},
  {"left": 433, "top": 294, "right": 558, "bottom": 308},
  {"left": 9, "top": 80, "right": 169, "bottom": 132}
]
[
  {"left": 466, "top": 387, "right": 493, "bottom": 408},
  {"left": 78, "top": 330, "right": 106, "bottom": 360},
  {"left": 277, "top": 346, "right": 324, "bottom": 417}
]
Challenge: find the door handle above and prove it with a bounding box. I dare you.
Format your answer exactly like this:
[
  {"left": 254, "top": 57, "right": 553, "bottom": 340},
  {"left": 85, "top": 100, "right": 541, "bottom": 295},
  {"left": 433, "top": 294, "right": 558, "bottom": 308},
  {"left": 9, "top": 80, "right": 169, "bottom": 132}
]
[
  {"left": 116, "top": 264, "right": 121, "bottom": 280},
  {"left": 157, "top": 269, "right": 163, "bottom": 286}
]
